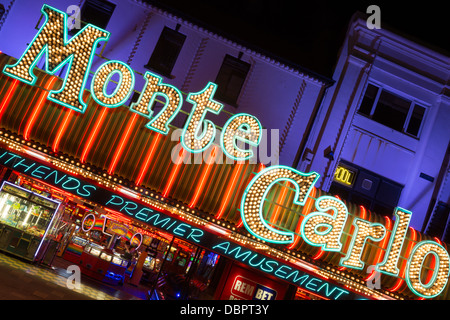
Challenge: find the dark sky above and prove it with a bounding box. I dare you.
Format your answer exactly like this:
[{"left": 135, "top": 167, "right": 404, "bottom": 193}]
[{"left": 148, "top": 0, "right": 449, "bottom": 78}]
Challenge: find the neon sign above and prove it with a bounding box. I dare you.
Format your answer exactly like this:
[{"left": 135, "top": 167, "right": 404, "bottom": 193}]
[
  {"left": 240, "top": 166, "right": 319, "bottom": 244},
  {"left": 2, "top": 5, "right": 108, "bottom": 113},
  {"left": 212, "top": 240, "right": 352, "bottom": 300},
  {"left": 0, "top": 148, "right": 358, "bottom": 299},
  {"left": 334, "top": 165, "right": 356, "bottom": 187},
  {"left": 2, "top": 4, "right": 450, "bottom": 299},
  {"left": 231, "top": 276, "right": 277, "bottom": 300},
  {"left": 0, "top": 151, "right": 97, "bottom": 197},
  {"left": 2, "top": 5, "right": 260, "bottom": 163}
]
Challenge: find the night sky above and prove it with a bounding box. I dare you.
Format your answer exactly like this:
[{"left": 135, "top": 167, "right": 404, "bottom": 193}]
[{"left": 148, "top": 0, "right": 449, "bottom": 78}]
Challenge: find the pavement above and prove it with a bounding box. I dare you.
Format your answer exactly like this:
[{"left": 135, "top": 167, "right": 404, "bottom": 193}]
[{"left": 0, "top": 251, "right": 148, "bottom": 300}]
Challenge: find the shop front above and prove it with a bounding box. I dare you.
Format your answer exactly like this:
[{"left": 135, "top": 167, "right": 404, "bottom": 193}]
[
  {"left": 0, "top": 146, "right": 368, "bottom": 300},
  {"left": 0, "top": 180, "right": 61, "bottom": 262},
  {"left": 0, "top": 158, "right": 222, "bottom": 299}
]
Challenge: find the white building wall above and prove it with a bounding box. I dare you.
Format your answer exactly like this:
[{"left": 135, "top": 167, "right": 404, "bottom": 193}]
[{"left": 303, "top": 14, "right": 450, "bottom": 230}]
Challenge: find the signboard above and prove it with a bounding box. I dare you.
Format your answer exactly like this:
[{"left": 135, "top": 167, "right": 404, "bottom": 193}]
[
  {"left": 1, "top": 4, "right": 450, "bottom": 299},
  {"left": 0, "top": 147, "right": 365, "bottom": 300}
]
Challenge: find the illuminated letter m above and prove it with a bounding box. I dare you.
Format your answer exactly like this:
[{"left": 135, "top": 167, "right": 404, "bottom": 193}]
[{"left": 2, "top": 5, "right": 109, "bottom": 113}]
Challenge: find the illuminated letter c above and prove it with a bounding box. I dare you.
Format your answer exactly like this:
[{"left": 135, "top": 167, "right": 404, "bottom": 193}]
[{"left": 240, "top": 166, "right": 319, "bottom": 244}]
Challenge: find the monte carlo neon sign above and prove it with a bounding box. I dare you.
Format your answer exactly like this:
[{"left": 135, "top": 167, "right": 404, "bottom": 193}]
[{"left": 2, "top": 4, "right": 450, "bottom": 299}]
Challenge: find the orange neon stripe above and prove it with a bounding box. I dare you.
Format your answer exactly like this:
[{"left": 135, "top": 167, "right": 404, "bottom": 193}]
[
  {"left": 236, "top": 164, "right": 265, "bottom": 228},
  {"left": 287, "top": 187, "right": 316, "bottom": 250},
  {"left": 135, "top": 133, "right": 162, "bottom": 186},
  {"left": 130, "top": 133, "right": 155, "bottom": 181},
  {"left": 118, "top": 122, "right": 143, "bottom": 173},
  {"left": 108, "top": 113, "right": 139, "bottom": 174},
  {"left": 163, "top": 148, "right": 186, "bottom": 197},
  {"left": 42, "top": 104, "right": 60, "bottom": 147},
  {"left": 360, "top": 205, "right": 367, "bottom": 220},
  {"left": 23, "top": 77, "right": 57, "bottom": 140},
  {"left": 48, "top": 91, "right": 88, "bottom": 148},
  {"left": 199, "top": 159, "right": 221, "bottom": 208},
  {"left": 312, "top": 249, "right": 324, "bottom": 260},
  {"left": 389, "top": 278, "right": 404, "bottom": 292},
  {"left": 18, "top": 88, "right": 41, "bottom": 135},
  {"left": 75, "top": 94, "right": 97, "bottom": 155},
  {"left": 215, "top": 163, "right": 245, "bottom": 220},
  {"left": 0, "top": 79, "right": 19, "bottom": 120},
  {"left": 364, "top": 268, "right": 377, "bottom": 282},
  {"left": 189, "top": 146, "right": 217, "bottom": 208},
  {"left": 80, "top": 107, "right": 108, "bottom": 163},
  {"left": 102, "top": 111, "right": 129, "bottom": 167},
  {"left": 52, "top": 109, "right": 74, "bottom": 152}
]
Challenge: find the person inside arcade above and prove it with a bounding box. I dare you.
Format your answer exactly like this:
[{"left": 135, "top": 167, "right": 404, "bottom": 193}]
[{"left": 121, "top": 240, "right": 138, "bottom": 267}]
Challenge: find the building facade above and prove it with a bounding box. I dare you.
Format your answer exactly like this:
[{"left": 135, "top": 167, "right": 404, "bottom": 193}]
[
  {"left": 301, "top": 13, "right": 450, "bottom": 234},
  {"left": 0, "top": 0, "right": 332, "bottom": 167},
  {"left": 0, "top": 0, "right": 448, "bottom": 301}
]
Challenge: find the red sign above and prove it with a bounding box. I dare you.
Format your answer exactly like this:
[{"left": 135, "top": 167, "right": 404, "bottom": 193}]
[{"left": 219, "top": 264, "right": 288, "bottom": 300}]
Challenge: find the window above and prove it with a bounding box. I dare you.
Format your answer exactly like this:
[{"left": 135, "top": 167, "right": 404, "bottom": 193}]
[
  {"left": 358, "top": 83, "right": 426, "bottom": 137},
  {"left": 145, "top": 26, "right": 186, "bottom": 77},
  {"left": 69, "top": 0, "right": 115, "bottom": 36},
  {"left": 329, "top": 161, "right": 403, "bottom": 217},
  {"left": 214, "top": 54, "right": 250, "bottom": 106}
]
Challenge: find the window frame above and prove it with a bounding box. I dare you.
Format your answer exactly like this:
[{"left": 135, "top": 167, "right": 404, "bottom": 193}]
[
  {"left": 330, "top": 160, "right": 404, "bottom": 218},
  {"left": 214, "top": 54, "right": 251, "bottom": 107},
  {"left": 144, "top": 26, "right": 186, "bottom": 78},
  {"left": 358, "top": 82, "right": 427, "bottom": 138},
  {"left": 0, "top": 5, "right": 5, "bottom": 22}
]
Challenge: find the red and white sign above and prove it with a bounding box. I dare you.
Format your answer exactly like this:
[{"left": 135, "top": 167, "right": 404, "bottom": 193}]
[{"left": 219, "top": 264, "right": 288, "bottom": 300}]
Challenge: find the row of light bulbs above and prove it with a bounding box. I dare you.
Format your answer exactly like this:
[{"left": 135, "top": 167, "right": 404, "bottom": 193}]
[
  {"left": 302, "top": 197, "right": 348, "bottom": 251},
  {"left": 242, "top": 167, "right": 317, "bottom": 243},
  {"left": 130, "top": 72, "right": 182, "bottom": 134},
  {"left": 92, "top": 61, "right": 134, "bottom": 106},
  {"left": 183, "top": 84, "right": 222, "bottom": 151},
  {"left": 0, "top": 130, "right": 436, "bottom": 300},
  {"left": 407, "top": 241, "right": 449, "bottom": 298},
  {"left": 221, "top": 114, "right": 260, "bottom": 160},
  {"left": 340, "top": 219, "right": 385, "bottom": 269}
]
